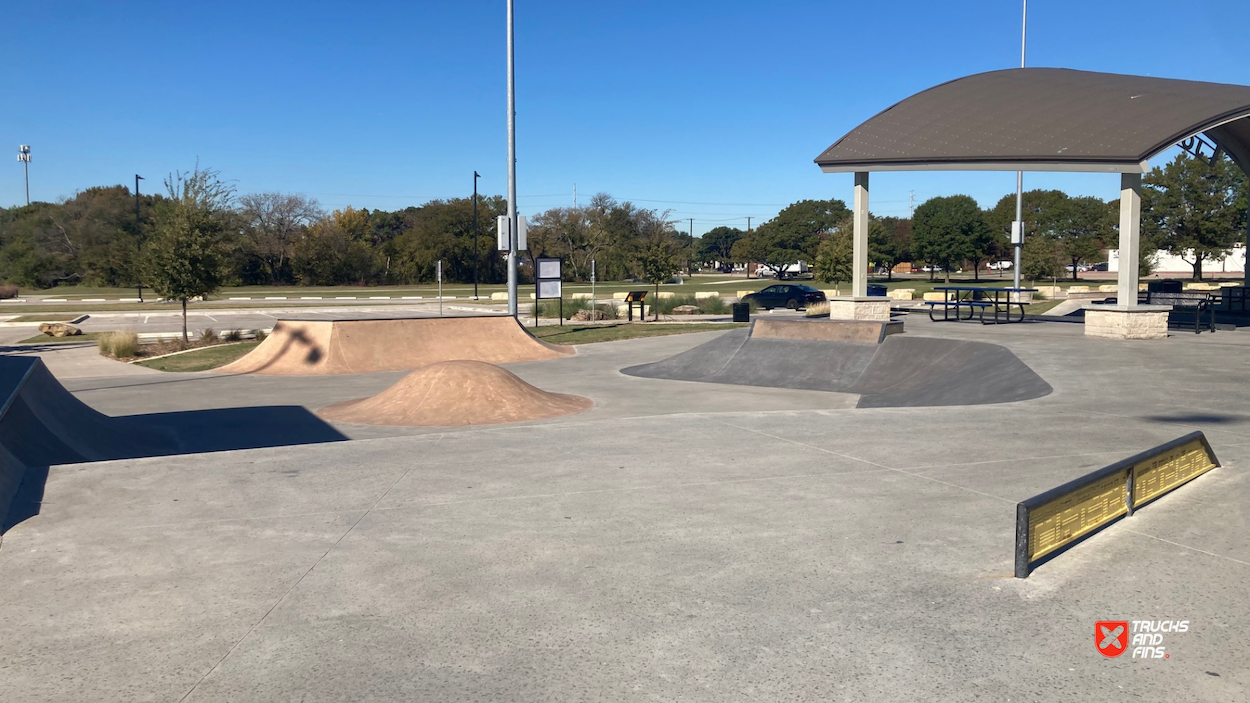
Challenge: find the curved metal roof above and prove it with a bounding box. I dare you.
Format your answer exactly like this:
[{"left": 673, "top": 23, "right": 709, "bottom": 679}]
[{"left": 815, "top": 68, "right": 1250, "bottom": 174}]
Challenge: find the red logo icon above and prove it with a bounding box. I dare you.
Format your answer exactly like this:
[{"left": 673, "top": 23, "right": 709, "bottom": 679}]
[{"left": 1097, "top": 621, "right": 1129, "bottom": 657}]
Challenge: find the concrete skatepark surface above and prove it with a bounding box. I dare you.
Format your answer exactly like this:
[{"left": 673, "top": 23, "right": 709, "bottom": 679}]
[
  {"left": 1, "top": 314, "right": 1248, "bottom": 701},
  {"left": 219, "top": 316, "right": 573, "bottom": 375},
  {"left": 318, "top": 360, "right": 593, "bottom": 426},
  {"left": 622, "top": 320, "right": 1053, "bottom": 407}
]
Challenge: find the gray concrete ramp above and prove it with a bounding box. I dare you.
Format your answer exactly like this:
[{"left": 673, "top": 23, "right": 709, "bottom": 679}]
[{"left": 621, "top": 322, "right": 1051, "bottom": 408}]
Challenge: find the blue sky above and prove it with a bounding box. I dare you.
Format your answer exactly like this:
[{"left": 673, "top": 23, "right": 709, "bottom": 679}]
[{"left": 3, "top": 0, "right": 1247, "bottom": 235}]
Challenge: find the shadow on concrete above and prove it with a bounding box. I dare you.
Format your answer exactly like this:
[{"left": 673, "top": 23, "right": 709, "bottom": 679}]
[
  {"left": 1143, "top": 413, "right": 1250, "bottom": 426},
  {"left": 0, "top": 356, "right": 347, "bottom": 535}
]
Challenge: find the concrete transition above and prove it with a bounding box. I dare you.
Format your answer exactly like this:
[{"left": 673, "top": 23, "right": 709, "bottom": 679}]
[
  {"left": 621, "top": 320, "right": 1051, "bottom": 408},
  {"left": 318, "top": 360, "right": 593, "bottom": 427},
  {"left": 218, "top": 316, "right": 574, "bottom": 376},
  {"left": 0, "top": 356, "right": 348, "bottom": 530}
]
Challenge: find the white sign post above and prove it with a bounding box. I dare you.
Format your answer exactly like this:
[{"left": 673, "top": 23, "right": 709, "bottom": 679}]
[
  {"left": 590, "top": 259, "right": 596, "bottom": 320},
  {"left": 437, "top": 259, "right": 443, "bottom": 315}
]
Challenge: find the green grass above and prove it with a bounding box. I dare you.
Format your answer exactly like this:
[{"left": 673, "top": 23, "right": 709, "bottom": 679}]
[
  {"left": 134, "top": 341, "right": 260, "bottom": 372},
  {"left": 529, "top": 322, "right": 746, "bottom": 345},
  {"left": 17, "top": 331, "right": 102, "bottom": 344}
]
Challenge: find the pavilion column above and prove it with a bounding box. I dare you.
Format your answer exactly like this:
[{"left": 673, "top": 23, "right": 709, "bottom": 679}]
[
  {"left": 1085, "top": 171, "right": 1170, "bottom": 339},
  {"left": 1116, "top": 172, "right": 1142, "bottom": 303},
  {"left": 852, "top": 171, "right": 869, "bottom": 297},
  {"left": 828, "top": 171, "right": 890, "bottom": 321}
]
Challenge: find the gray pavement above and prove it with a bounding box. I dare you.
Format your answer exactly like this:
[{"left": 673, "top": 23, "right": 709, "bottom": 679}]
[{"left": 1, "top": 313, "right": 1248, "bottom": 701}]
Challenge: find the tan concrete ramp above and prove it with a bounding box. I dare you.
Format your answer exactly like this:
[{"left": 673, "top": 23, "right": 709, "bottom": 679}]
[
  {"left": 218, "top": 316, "right": 574, "bottom": 376},
  {"left": 317, "top": 360, "right": 592, "bottom": 427}
]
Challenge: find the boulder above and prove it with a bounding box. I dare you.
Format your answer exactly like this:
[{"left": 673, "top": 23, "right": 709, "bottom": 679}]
[
  {"left": 672, "top": 305, "right": 701, "bottom": 315},
  {"left": 570, "top": 309, "right": 610, "bottom": 321},
  {"left": 39, "top": 322, "right": 82, "bottom": 338}
]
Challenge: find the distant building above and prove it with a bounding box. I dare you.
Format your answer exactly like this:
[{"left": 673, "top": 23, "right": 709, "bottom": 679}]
[{"left": 1108, "top": 245, "right": 1245, "bottom": 275}]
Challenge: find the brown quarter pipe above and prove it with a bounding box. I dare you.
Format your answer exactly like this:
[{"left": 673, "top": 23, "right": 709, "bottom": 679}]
[{"left": 217, "top": 316, "right": 574, "bottom": 375}]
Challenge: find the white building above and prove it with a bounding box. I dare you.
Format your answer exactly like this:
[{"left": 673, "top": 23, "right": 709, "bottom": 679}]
[{"left": 1108, "top": 244, "right": 1245, "bottom": 275}]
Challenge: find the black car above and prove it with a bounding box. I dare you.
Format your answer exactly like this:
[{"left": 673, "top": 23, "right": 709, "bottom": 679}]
[{"left": 741, "top": 284, "right": 826, "bottom": 310}]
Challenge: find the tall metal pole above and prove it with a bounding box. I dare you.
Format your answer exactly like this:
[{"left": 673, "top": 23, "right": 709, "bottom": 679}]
[
  {"left": 473, "top": 171, "right": 480, "bottom": 300},
  {"left": 506, "top": 0, "right": 519, "bottom": 317},
  {"left": 135, "top": 174, "right": 145, "bottom": 302},
  {"left": 1012, "top": 0, "right": 1027, "bottom": 290}
]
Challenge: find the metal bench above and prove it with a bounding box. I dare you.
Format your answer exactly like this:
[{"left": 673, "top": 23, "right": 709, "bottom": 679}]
[
  {"left": 1138, "top": 290, "right": 1216, "bottom": 333},
  {"left": 925, "top": 299, "right": 991, "bottom": 322}
]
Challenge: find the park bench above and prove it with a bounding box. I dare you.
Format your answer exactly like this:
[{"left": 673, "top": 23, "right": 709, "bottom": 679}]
[
  {"left": 927, "top": 286, "right": 1034, "bottom": 324},
  {"left": 1138, "top": 290, "right": 1216, "bottom": 333}
]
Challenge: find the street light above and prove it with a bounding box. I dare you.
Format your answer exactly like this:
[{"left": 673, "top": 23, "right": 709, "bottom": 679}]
[
  {"left": 474, "top": 171, "right": 481, "bottom": 300},
  {"left": 1012, "top": 1, "right": 1027, "bottom": 291},
  {"left": 135, "top": 174, "right": 145, "bottom": 302},
  {"left": 17, "top": 145, "right": 31, "bottom": 205}
]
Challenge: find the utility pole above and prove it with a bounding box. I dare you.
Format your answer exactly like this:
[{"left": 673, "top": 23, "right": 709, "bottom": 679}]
[
  {"left": 473, "top": 171, "right": 481, "bottom": 300},
  {"left": 505, "top": 0, "right": 519, "bottom": 317},
  {"left": 690, "top": 218, "right": 694, "bottom": 238},
  {"left": 746, "top": 216, "right": 751, "bottom": 232},
  {"left": 135, "top": 174, "right": 145, "bottom": 301},
  {"left": 17, "top": 145, "right": 31, "bottom": 205},
  {"left": 573, "top": 183, "right": 577, "bottom": 208},
  {"left": 1013, "top": 0, "right": 1027, "bottom": 291}
]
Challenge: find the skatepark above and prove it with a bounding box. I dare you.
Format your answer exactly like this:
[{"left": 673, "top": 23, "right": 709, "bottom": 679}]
[{"left": 1, "top": 310, "right": 1248, "bottom": 702}]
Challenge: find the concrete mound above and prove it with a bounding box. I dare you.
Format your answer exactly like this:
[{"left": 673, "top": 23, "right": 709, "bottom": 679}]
[
  {"left": 621, "top": 321, "right": 1051, "bottom": 408},
  {"left": 317, "top": 360, "right": 593, "bottom": 427},
  {"left": 218, "top": 316, "right": 574, "bottom": 376}
]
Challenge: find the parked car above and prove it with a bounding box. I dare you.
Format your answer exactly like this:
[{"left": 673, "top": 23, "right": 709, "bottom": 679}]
[
  {"left": 921, "top": 265, "right": 944, "bottom": 273},
  {"left": 1089, "top": 262, "right": 1109, "bottom": 271},
  {"left": 741, "top": 284, "right": 826, "bottom": 310},
  {"left": 987, "top": 261, "right": 1013, "bottom": 270},
  {"left": 1065, "top": 264, "right": 1090, "bottom": 273}
]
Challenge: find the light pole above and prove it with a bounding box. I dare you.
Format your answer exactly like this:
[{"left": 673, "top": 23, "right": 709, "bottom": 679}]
[
  {"left": 17, "top": 145, "right": 31, "bottom": 205},
  {"left": 135, "top": 174, "right": 145, "bottom": 301},
  {"left": 1012, "top": 0, "right": 1027, "bottom": 291},
  {"left": 473, "top": 171, "right": 481, "bottom": 300},
  {"left": 506, "top": 0, "right": 519, "bottom": 317}
]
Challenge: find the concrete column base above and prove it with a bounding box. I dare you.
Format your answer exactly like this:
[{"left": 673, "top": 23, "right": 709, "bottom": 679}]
[
  {"left": 828, "top": 296, "right": 891, "bottom": 322},
  {"left": 1084, "top": 305, "right": 1171, "bottom": 340}
]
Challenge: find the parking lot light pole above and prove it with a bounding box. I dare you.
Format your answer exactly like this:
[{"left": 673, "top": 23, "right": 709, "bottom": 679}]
[
  {"left": 505, "top": 0, "right": 519, "bottom": 317},
  {"left": 1012, "top": 0, "right": 1027, "bottom": 291},
  {"left": 473, "top": 171, "right": 481, "bottom": 300},
  {"left": 17, "top": 145, "right": 31, "bottom": 205},
  {"left": 135, "top": 174, "right": 145, "bottom": 302}
]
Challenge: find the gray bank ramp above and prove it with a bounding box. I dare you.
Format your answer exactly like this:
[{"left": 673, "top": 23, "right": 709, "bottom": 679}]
[
  {"left": 0, "top": 356, "right": 349, "bottom": 533},
  {"left": 621, "top": 322, "right": 1051, "bottom": 408}
]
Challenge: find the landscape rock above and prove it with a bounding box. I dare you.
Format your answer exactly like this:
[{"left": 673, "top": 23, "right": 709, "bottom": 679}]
[
  {"left": 672, "top": 305, "right": 701, "bottom": 315},
  {"left": 39, "top": 322, "right": 82, "bottom": 338},
  {"left": 571, "top": 309, "right": 610, "bottom": 321}
]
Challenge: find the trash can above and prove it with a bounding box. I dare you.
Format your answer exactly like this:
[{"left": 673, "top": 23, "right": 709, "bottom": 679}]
[
  {"left": 866, "top": 284, "right": 888, "bottom": 297},
  {"left": 732, "top": 302, "right": 750, "bottom": 322},
  {"left": 1148, "top": 279, "right": 1182, "bottom": 293}
]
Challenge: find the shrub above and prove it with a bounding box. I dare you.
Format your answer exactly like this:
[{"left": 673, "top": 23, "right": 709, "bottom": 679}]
[
  {"left": 254, "top": 329, "right": 268, "bottom": 342},
  {"left": 223, "top": 329, "right": 243, "bottom": 342},
  {"left": 699, "top": 296, "right": 730, "bottom": 315},
  {"left": 0, "top": 284, "right": 18, "bottom": 299},
  {"left": 199, "top": 328, "right": 219, "bottom": 343},
  {"left": 804, "top": 301, "right": 830, "bottom": 318},
  {"left": 98, "top": 331, "right": 139, "bottom": 358}
]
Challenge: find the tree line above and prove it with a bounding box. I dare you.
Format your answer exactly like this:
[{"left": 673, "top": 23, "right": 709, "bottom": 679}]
[{"left": 0, "top": 152, "right": 1243, "bottom": 294}]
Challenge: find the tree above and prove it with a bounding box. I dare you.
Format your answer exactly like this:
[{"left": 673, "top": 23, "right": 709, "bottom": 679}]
[
  {"left": 911, "top": 195, "right": 991, "bottom": 283},
  {"left": 813, "top": 227, "right": 853, "bottom": 287},
  {"left": 293, "top": 207, "right": 380, "bottom": 286},
  {"left": 144, "top": 166, "right": 233, "bottom": 342},
  {"left": 872, "top": 216, "right": 911, "bottom": 280},
  {"left": 734, "top": 199, "right": 848, "bottom": 278},
  {"left": 240, "top": 192, "right": 323, "bottom": 284},
  {"left": 635, "top": 213, "right": 683, "bottom": 319},
  {"left": 1021, "top": 234, "right": 1062, "bottom": 281},
  {"left": 1142, "top": 152, "right": 1248, "bottom": 280},
  {"left": 698, "top": 226, "right": 743, "bottom": 271},
  {"left": 1053, "top": 196, "right": 1111, "bottom": 280}
]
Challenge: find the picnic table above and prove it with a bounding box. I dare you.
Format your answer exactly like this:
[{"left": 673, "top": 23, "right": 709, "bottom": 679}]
[{"left": 926, "top": 286, "right": 1037, "bottom": 324}]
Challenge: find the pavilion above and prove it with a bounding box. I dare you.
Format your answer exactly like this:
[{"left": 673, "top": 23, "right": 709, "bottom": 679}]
[{"left": 815, "top": 67, "right": 1250, "bottom": 339}]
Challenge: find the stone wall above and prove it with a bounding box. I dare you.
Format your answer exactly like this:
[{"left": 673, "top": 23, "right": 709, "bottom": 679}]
[
  {"left": 1084, "top": 309, "right": 1168, "bottom": 340},
  {"left": 828, "top": 298, "right": 891, "bottom": 321}
]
